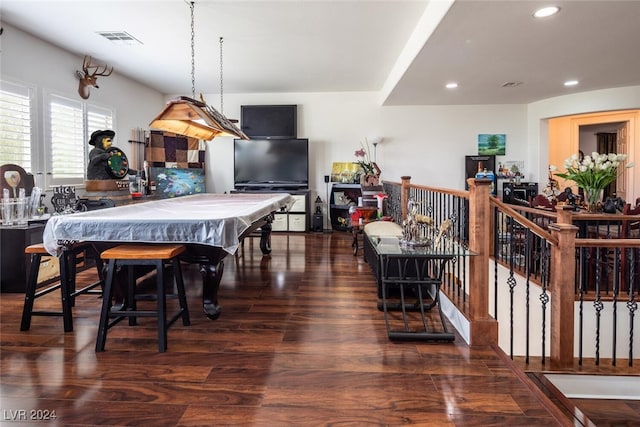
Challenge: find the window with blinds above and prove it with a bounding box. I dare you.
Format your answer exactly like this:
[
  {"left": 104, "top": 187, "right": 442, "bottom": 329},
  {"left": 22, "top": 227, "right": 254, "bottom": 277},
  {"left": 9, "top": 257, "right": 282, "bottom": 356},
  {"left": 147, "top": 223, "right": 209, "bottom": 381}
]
[
  {"left": 1, "top": 82, "right": 115, "bottom": 188},
  {"left": 48, "top": 94, "right": 113, "bottom": 185},
  {"left": 49, "top": 95, "right": 84, "bottom": 180},
  {"left": 0, "top": 82, "right": 34, "bottom": 172}
]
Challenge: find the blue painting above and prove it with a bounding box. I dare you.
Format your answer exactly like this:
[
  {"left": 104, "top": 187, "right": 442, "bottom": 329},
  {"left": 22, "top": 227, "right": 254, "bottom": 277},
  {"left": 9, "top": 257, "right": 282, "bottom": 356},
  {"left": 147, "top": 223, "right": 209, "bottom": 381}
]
[
  {"left": 478, "top": 134, "right": 506, "bottom": 155},
  {"left": 149, "top": 167, "right": 205, "bottom": 198}
]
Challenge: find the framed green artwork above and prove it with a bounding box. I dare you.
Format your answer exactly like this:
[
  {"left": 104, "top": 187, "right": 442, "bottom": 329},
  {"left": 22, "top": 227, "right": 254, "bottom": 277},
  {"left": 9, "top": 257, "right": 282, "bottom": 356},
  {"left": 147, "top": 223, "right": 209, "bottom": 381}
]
[{"left": 478, "top": 134, "right": 506, "bottom": 155}]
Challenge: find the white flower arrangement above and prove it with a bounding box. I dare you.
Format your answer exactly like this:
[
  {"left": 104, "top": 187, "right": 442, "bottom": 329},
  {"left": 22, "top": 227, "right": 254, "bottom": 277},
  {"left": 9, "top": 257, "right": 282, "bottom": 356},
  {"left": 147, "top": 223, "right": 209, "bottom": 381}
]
[{"left": 551, "top": 152, "right": 634, "bottom": 207}]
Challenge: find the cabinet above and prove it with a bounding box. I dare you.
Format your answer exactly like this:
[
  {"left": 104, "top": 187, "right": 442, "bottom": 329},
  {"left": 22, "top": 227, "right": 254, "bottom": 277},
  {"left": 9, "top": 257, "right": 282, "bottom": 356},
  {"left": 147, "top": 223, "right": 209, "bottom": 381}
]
[
  {"left": 234, "top": 189, "right": 309, "bottom": 232},
  {"left": 271, "top": 213, "right": 289, "bottom": 231},
  {"left": 284, "top": 192, "right": 309, "bottom": 232},
  {"left": 502, "top": 182, "right": 538, "bottom": 205},
  {"left": 0, "top": 223, "right": 45, "bottom": 293}
]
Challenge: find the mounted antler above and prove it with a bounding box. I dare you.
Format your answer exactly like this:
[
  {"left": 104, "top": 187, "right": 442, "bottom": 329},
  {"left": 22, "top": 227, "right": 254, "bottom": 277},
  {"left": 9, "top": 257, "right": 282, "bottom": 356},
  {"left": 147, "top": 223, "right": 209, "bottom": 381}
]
[{"left": 76, "top": 55, "right": 113, "bottom": 99}]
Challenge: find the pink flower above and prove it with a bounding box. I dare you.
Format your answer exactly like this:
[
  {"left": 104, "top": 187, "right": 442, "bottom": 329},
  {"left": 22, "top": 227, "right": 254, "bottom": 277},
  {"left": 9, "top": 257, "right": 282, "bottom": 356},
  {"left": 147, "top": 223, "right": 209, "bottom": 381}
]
[{"left": 354, "top": 149, "right": 366, "bottom": 158}]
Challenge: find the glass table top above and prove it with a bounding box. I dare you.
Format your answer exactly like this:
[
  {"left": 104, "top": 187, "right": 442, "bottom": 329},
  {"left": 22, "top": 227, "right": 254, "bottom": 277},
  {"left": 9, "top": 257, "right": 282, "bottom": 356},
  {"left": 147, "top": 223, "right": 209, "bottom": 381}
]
[{"left": 366, "top": 234, "right": 474, "bottom": 257}]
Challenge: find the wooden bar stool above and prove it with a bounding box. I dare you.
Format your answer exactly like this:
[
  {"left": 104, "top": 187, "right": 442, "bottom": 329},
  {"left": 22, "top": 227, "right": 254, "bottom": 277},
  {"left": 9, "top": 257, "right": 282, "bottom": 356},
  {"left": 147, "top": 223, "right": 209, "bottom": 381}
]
[
  {"left": 20, "top": 242, "right": 104, "bottom": 332},
  {"left": 96, "top": 244, "right": 190, "bottom": 352}
]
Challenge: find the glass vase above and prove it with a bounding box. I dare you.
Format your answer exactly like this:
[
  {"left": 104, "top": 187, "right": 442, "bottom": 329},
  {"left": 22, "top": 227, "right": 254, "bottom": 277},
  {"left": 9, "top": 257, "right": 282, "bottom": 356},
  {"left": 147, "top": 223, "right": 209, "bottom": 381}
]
[{"left": 583, "top": 187, "right": 603, "bottom": 213}]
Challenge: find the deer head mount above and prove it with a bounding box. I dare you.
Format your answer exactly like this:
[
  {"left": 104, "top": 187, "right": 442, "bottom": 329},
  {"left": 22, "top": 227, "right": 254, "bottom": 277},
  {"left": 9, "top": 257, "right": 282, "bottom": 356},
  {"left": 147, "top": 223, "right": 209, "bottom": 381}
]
[{"left": 75, "top": 55, "right": 113, "bottom": 99}]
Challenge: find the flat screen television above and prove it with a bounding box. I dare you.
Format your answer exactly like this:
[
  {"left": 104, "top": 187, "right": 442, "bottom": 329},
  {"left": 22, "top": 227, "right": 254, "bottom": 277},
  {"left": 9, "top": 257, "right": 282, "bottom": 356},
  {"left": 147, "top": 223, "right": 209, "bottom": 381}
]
[
  {"left": 241, "top": 105, "right": 297, "bottom": 139},
  {"left": 234, "top": 138, "right": 308, "bottom": 189}
]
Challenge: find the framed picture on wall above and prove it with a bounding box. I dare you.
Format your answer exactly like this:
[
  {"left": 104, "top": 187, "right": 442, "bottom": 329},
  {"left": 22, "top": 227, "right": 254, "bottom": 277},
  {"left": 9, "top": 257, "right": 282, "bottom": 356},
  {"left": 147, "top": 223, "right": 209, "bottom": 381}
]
[
  {"left": 330, "top": 162, "right": 359, "bottom": 183},
  {"left": 478, "top": 134, "right": 506, "bottom": 155},
  {"left": 149, "top": 167, "right": 205, "bottom": 199}
]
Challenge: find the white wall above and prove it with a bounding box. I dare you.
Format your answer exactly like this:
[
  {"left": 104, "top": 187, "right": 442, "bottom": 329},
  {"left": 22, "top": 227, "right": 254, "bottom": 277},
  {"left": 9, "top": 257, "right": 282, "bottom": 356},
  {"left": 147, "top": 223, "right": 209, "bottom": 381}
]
[
  {"left": 197, "top": 92, "right": 530, "bottom": 208},
  {"left": 0, "top": 22, "right": 164, "bottom": 177}
]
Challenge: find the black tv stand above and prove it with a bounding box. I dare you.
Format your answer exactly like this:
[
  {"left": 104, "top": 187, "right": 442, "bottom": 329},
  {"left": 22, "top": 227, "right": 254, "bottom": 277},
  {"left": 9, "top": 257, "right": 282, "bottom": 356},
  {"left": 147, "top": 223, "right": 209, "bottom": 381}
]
[{"left": 234, "top": 184, "right": 308, "bottom": 192}]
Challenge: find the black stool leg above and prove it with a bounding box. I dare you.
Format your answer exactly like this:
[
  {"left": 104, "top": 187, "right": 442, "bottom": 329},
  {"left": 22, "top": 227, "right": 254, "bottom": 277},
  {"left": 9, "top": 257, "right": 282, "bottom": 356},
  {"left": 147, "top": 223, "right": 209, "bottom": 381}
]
[
  {"left": 156, "top": 259, "right": 167, "bottom": 352},
  {"left": 172, "top": 258, "right": 190, "bottom": 326},
  {"left": 59, "top": 251, "right": 74, "bottom": 332},
  {"left": 20, "top": 253, "right": 42, "bottom": 331},
  {"left": 127, "top": 265, "right": 137, "bottom": 326},
  {"left": 66, "top": 250, "right": 78, "bottom": 307},
  {"left": 96, "top": 259, "right": 117, "bottom": 352}
]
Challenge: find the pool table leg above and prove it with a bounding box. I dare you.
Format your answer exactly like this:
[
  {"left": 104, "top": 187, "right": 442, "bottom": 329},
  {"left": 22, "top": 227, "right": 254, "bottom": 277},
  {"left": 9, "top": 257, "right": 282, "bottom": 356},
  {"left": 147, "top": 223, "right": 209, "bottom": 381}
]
[{"left": 200, "top": 260, "right": 224, "bottom": 320}]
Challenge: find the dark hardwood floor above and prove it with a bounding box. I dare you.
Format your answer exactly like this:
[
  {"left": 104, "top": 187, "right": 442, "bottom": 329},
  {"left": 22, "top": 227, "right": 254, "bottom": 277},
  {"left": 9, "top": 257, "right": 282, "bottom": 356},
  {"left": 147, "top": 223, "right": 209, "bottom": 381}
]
[{"left": 0, "top": 231, "right": 588, "bottom": 426}]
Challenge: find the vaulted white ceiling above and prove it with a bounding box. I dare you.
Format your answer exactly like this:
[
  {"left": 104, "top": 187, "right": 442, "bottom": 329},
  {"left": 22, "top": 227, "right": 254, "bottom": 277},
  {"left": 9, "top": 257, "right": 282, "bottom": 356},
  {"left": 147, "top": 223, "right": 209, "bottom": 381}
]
[{"left": 2, "top": 0, "right": 639, "bottom": 105}]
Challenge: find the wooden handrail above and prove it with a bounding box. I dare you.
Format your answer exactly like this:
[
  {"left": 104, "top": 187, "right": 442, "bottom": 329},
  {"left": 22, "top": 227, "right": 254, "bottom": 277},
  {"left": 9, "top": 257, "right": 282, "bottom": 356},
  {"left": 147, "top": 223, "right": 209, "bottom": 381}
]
[
  {"left": 576, "top": 238, "right": 640, "bottom": 248},
  {"left": 385, "top": 179, "right": 469, "bottom": 199},
  {"left": 491, "top": 197, "right": 559, "bottom": 244},
  {"left": 509, "top": 203, "right": 640, "bottom": 224}
]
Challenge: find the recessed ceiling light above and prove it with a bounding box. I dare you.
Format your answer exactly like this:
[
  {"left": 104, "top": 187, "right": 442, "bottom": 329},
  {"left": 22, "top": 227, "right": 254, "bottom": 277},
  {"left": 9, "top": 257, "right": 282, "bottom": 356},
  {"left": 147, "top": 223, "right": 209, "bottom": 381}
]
[
  {"left": 445, "top": 82, "right": 459, "bottom": 89},
  {"left": 534, "top": 6, "right": 560, "bottom": 18},
  {"left": 564, "top": 80, "right": 579, "bottom": 86}
]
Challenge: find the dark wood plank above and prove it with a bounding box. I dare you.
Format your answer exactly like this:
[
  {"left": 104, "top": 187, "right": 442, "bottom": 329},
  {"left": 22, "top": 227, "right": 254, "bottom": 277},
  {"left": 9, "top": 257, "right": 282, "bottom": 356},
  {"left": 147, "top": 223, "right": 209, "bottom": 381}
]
[{"left": 0, "top": 232, "right": 591, "bottom": 426}]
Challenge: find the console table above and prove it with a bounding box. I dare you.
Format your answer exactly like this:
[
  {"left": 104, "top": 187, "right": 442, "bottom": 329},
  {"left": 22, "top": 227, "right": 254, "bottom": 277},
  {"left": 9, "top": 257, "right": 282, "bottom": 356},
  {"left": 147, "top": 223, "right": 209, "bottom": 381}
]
[{"left": 366, "top": 233, "right": 473, "bottom": 341}]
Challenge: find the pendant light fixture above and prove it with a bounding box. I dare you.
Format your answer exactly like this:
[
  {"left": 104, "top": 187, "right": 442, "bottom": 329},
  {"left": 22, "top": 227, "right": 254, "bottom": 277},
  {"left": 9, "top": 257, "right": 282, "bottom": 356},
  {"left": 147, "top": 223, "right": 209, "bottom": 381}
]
[{"left": 149, "top": 1, "right": 248, "bottom": 141}]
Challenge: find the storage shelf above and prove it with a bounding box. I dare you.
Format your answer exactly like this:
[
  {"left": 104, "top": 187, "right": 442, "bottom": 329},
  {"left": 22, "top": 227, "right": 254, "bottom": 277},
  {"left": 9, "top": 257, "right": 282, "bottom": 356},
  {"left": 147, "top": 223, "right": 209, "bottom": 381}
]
[
  {"left": 233, "top": 189, "right": 309, "bottom": 232},
  {"left": 330, "top": 183, "right": 361, "bottom": 231}
]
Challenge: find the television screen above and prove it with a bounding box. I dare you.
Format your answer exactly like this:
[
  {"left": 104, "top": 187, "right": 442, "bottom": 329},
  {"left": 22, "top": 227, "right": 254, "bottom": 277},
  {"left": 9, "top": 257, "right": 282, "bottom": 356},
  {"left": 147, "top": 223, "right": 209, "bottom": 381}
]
[
  {"left": 241, "top": 105, "right": 297, "bottom": 139},
  {"left": 234, "top": 138, "right": 308, "bottom": 189}
]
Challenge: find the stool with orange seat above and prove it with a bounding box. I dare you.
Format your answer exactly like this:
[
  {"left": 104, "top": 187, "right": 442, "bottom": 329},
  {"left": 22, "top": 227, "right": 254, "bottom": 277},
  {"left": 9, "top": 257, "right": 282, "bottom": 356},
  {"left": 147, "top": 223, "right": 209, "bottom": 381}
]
[
  {"left": 95, "top": 243, "right": 190, "bottom": 352},
  {"left": 20, "top": 242, "right": 103, "bottom": 332}
]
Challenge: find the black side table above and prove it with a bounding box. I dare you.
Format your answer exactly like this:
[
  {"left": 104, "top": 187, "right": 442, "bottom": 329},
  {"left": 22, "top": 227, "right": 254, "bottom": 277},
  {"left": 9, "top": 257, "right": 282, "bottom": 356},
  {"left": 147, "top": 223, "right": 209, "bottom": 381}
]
[{"left": 0, "top": 223, "right": 45, "bottom": 293}]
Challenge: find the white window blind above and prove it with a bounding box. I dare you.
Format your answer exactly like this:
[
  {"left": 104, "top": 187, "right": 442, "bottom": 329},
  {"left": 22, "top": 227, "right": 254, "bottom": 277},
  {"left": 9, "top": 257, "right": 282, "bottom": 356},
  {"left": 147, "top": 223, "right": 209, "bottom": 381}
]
[
  {"left": 49, "top": 95, "right": 84, "bottom": 180},
  {"left": 0, "top": 82, "right": 33, "bottom": 172},
  {"left": 87, "top": 106, "right": 114, "bottom": 146},
  {"left": 48, "top": 94, "right": 113, "bottom": 184}
]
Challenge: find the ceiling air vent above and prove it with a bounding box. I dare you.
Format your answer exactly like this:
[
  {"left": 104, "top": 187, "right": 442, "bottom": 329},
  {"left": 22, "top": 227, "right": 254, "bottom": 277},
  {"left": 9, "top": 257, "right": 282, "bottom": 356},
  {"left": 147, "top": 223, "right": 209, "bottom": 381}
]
[
  {"left": 501, "top": 81, "right": 523, "bottom": 88},
  {"left": 97, "top": 31, "right": 142, "bottom": 45}
]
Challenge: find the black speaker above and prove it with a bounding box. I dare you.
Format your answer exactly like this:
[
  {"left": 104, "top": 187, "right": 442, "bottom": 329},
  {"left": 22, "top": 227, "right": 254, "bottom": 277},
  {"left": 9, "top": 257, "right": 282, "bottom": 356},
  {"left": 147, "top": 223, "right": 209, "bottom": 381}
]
[
  {"left": 324, "top": 175, "right": 330, "bottom": 183},
  {"left": 312, "top": 214, "right": 323, "bottom": 232}
]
